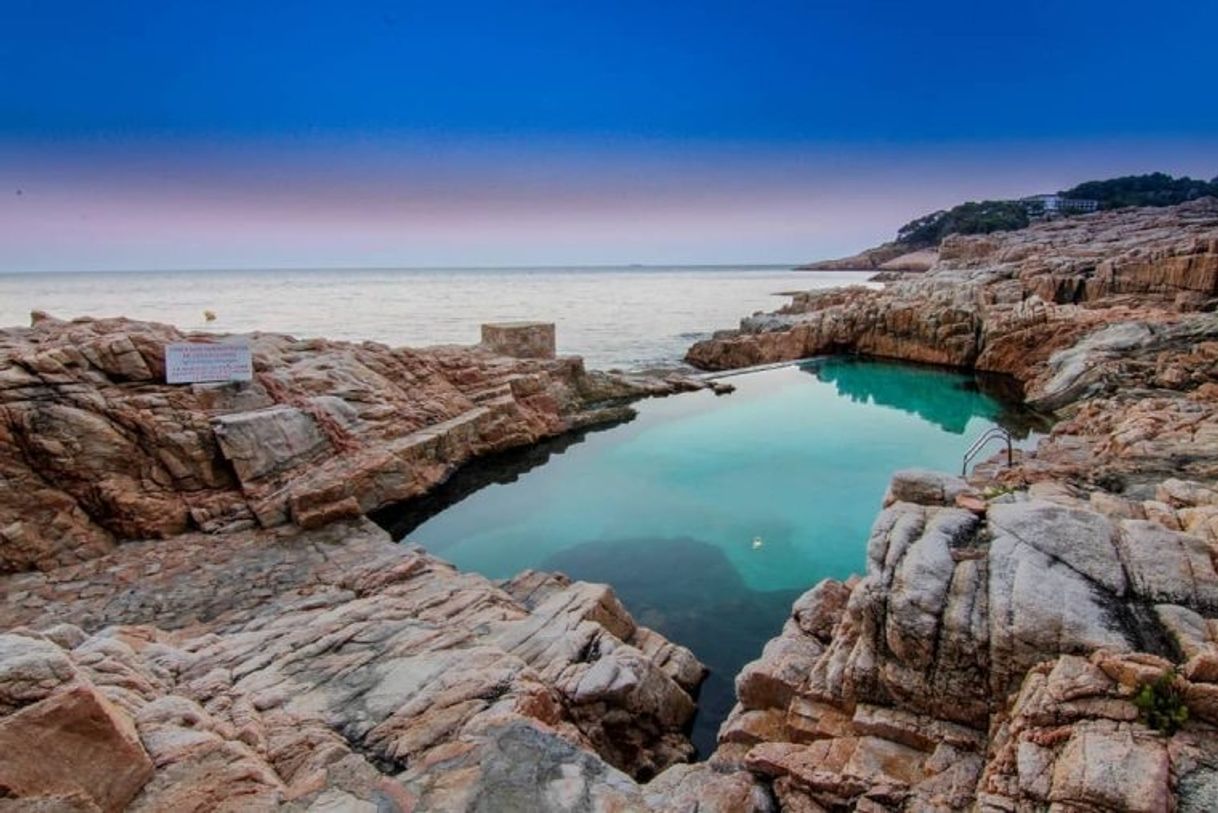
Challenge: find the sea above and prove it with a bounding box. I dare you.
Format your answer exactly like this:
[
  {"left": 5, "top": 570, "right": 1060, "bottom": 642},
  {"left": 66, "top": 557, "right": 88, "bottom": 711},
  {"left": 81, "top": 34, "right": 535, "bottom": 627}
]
[{"left": 0, "top": 266, "right": 874, "bottom": 370}]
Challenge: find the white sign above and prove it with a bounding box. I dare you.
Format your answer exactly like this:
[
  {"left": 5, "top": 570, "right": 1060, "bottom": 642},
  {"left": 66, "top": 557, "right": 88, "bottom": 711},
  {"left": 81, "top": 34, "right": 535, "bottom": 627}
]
[{"left": 165, "top": 342, "right": 253, "bottom": 384}]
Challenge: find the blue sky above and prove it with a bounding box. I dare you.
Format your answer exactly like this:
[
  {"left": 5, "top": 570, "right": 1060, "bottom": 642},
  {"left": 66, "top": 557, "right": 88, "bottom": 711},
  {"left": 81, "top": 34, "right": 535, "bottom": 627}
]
[{"left": 2, "top": 1, "right": 1216, "bottom": 270}]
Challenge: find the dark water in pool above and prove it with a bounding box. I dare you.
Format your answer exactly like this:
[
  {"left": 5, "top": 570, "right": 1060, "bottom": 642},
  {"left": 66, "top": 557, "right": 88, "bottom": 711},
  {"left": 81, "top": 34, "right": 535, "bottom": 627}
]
[{"left": 375, "top": 357, "right": 1044, "bottom": 756}]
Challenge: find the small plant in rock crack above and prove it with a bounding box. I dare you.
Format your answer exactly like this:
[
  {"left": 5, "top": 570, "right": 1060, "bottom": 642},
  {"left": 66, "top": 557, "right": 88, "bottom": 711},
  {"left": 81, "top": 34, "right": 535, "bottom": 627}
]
[{"left": 1133, "top": 669, "right": 1189, "bottom": 735}]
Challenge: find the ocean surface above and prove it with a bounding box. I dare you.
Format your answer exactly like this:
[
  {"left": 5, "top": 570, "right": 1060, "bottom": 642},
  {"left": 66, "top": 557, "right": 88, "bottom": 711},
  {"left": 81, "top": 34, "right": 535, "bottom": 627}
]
[
  {"left": 376, "top": 357, "right": 1044, "bottom": 756},
  {"left": 0, "top": 266, "right": 874, "bottom": 370}
]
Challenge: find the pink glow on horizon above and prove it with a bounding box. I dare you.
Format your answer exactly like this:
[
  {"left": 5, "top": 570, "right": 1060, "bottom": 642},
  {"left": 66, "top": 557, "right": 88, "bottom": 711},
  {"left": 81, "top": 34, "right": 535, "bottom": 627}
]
[{"left": 2, "top": 136, "right": 1215, "bottom": 272}]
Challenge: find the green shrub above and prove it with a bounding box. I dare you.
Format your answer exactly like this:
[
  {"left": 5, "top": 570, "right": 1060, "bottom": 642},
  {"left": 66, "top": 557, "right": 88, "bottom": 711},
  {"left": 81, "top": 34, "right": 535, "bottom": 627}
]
[
  {"left": 1133, "top": 669, "right": 1189, "bottom": 735},
  {"left": 892, "top": 171, "right": 1218, "bottom": 248},
  {"left": 895, "top": 200, "right": 1030, "bottom": 248},
  {"left": 1061, "top": 172, "right": 1218, "bottom": 210}
]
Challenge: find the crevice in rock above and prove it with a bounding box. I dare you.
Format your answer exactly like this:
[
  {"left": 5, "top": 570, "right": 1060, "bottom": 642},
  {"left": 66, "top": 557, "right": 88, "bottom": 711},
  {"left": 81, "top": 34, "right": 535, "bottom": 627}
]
[{"left": 1109, "top": 600, "right": 1181, "bottom": 663}]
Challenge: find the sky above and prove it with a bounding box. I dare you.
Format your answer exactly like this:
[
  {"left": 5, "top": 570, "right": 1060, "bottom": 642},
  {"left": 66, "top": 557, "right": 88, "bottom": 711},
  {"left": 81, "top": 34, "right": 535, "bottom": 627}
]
[{"left": 1, "top": 0, "right": 1216, "bottom": 272}]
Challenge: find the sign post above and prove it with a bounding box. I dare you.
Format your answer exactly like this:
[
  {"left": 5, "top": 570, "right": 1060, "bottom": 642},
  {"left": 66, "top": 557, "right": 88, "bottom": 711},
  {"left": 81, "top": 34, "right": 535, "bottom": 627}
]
[{"left": 164, "top": 342, "right": 253, "bottom": 384}]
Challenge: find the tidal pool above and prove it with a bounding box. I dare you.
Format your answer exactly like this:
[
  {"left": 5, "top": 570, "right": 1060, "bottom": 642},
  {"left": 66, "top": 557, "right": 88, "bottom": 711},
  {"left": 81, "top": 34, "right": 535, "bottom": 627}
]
[{"left": 376, "top": 357, "right": 1043, "bottom": 755}]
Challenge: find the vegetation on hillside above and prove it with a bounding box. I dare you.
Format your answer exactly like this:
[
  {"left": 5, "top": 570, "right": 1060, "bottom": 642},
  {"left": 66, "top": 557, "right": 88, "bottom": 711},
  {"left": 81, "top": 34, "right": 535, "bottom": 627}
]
[
  {"left": 893, "top": 172, "right": 1217, "bottom": 248},
  {"left": 895, "top": 200, "right": 1030, "bottom": 248},
  {"left": 1061, "top": 172, "right": 1218, "bottom": 210}
]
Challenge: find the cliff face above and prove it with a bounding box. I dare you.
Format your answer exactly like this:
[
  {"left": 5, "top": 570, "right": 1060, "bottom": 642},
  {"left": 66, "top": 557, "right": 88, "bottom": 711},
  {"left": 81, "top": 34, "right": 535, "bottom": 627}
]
[
  {"left": 715, "top": 471, "right": 1218, "bottom": 811},
  {"left": 691, "top": 198, "right": 1218, "bottom": 384},
  {"left": 680, "top": 199, "right": 1218, "bottom": 810},
  {"left": 0, "top": 314, "right": 703, "bottom": 574}
]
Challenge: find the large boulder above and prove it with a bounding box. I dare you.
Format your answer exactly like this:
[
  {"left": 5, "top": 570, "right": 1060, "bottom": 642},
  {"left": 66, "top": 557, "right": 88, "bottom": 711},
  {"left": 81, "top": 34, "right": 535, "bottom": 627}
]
[{"left": 0, "top": 675, "right": 154, "bottom": 811}]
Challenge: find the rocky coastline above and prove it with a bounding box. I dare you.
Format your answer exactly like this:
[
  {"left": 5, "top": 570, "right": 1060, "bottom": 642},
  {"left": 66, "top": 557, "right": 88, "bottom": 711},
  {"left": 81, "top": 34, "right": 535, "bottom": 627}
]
[
  {"left": 0, "top": 314, "right": 713, "bottom": 572},
  {"left": 797, "top": 243, "right": 937, "bottom": 273},
  {"left": 0, "top": 314, "right": 738, "bottom": 810},
  {"left": 682, "top": 198, "right": 1218, "bottom": 810},
  {"left": 3, "top": 198, "right": 1218, "bottom": 810}
]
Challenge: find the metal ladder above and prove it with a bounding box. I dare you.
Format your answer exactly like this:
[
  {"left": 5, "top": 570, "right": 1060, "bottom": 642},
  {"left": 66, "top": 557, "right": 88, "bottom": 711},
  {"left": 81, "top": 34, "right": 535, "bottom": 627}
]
[{"left": 961, "top": 426, "right": 1013, "bottom": 476}]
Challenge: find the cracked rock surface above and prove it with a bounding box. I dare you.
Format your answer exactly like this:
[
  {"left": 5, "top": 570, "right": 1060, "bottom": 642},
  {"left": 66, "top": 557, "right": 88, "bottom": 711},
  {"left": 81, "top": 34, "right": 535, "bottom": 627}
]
[
  {"left": 682, "top": 200, "right": 1218, "bottom": 811},
  {"left": 0, "top": 519, "right": 725, "bottom": 810}
]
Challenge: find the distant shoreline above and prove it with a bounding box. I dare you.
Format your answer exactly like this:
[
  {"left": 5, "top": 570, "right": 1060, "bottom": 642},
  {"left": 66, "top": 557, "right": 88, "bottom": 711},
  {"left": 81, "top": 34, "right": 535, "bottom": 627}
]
[{"left": 0, "top": 262, "right": 805, "bottom": 276}]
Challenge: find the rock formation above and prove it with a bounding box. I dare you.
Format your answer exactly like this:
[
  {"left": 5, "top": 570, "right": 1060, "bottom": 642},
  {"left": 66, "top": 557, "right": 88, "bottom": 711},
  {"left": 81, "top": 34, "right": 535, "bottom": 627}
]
[
  {"left": 0, "top": 518, "right": 716, "bottom": 809},
  {"left": 797, "top": 242, "right": 935, "bottom": 272},
  {"left": 692, "top": 198, "right": 1218, "bottom": 379},
  {"left": 707, "top": 471, "right": 1218, "bottom": 810},
  {"left": 677, "top": 200, "right": 1218, "bottom": 810},
  {"left": 0, "top": 314, "right": 706, "bottom": 574},
  {"left": 0, "top": 314, "right": 752, "bottom": 810}
]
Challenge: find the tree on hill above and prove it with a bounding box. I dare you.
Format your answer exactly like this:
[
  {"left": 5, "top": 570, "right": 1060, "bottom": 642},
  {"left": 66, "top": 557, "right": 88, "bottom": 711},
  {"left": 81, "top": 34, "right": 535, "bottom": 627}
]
[
  {"left": 1060, "top": 172, "right": 1218, "bottom": 210},
  {"left": 895, "top": 200, "right": 1030, "bottom": 248},
  {"left": 888, "top": 172, "right": 1217, "bottom": 250}
]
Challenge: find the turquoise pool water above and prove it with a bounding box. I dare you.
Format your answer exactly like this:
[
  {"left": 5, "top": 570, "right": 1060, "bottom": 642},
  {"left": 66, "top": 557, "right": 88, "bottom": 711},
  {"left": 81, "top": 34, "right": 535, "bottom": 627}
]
[{"left": 379, "top": 357, "right": 1040, "bottom": 755}]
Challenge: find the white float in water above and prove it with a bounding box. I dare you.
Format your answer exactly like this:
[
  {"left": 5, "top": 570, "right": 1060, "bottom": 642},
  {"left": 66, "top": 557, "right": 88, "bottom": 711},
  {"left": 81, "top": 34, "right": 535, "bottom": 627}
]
[{"left": 752, "top": 536, "right": 764, "bottom": 550}]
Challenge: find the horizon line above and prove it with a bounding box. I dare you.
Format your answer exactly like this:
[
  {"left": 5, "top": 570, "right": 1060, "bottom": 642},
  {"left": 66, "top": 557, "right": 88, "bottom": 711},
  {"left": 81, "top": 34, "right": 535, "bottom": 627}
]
[{"left": 0, "top": 261, "right": 810, "bottom": 276}]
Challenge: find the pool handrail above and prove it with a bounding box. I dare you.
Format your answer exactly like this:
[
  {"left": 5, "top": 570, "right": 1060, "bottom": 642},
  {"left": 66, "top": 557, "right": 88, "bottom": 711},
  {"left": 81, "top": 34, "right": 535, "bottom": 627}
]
[{"left": 961, "top": 426, "right": 1013, "bottom": 476}]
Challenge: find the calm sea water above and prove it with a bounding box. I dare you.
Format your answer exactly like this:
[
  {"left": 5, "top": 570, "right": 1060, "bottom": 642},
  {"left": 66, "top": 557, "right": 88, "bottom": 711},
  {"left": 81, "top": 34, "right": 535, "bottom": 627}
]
[
  {"left": 377, "top": 357, "right": 1042, "bottom": 755},
  {"left": 0, "top": 266, "right": 873, "bottom": 370}
]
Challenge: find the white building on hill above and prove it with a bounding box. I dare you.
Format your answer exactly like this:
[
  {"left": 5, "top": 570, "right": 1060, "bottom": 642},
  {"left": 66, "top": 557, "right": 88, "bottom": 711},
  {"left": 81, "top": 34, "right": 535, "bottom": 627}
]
[{"left": 1022, "top": 194, "right": 1100, "bottom": 214}]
